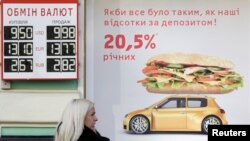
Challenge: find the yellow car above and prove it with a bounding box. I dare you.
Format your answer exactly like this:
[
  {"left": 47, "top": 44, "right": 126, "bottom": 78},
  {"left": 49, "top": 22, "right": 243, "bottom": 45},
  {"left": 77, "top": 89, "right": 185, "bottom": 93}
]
[{"left": 123, "top": 95, "right": 228, "bottom": 134}]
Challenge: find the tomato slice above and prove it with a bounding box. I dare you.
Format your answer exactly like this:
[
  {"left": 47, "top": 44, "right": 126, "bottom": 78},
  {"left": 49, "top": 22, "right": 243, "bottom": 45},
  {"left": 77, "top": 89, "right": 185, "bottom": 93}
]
[
  {"left": 213, "top": 71, "right": 230, "bottom": 75},
  {"left": 155, "top": 61, "right": 168, "bottom": 66},
  {"left": 142, "top": 66, "right": 158, "bottom": 74},
  {"left": 137, "top": 79, "right": 149, "bottom": 83}
]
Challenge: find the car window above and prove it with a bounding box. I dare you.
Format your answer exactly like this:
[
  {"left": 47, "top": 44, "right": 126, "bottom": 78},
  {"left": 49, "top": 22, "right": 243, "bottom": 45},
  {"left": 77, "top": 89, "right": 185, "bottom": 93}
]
[
  {"left": 159, "top": 98, "right": 186, "bottom": 108},
  {"left": 187, "top": 98, "right": 207, "bottom": 108}
]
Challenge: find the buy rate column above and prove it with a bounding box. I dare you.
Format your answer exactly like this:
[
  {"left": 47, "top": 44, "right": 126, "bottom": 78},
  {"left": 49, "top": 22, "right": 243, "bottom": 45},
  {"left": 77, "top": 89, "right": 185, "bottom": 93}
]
[{"left": 2, "top": 3, "right": 78, "bottom": 80}]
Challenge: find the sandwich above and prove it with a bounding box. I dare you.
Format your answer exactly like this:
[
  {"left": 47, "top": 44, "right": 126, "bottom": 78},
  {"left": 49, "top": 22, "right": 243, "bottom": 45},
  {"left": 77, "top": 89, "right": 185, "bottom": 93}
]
[{"left": 138, "top": 52, "right": 243, "bottom": 94}]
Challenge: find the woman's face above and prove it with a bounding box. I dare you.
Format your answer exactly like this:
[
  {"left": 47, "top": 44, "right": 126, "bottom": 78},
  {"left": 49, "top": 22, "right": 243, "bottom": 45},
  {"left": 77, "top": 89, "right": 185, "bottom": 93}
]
[{"left": 84, "top": 107, "right": 98, "bottom": 131}]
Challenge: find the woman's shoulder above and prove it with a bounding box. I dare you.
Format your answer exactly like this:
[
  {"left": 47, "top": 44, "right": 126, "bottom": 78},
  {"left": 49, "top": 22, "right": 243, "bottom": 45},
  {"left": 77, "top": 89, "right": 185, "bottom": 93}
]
[
  {"left": 78, "top": 128, "right": 97, "bottom": 140},
  {"left": 78, "top": 127, "right": 110, "bottom": 141},
  {"left": 99, "top": 136, "right": 110, "bottom": 141}
]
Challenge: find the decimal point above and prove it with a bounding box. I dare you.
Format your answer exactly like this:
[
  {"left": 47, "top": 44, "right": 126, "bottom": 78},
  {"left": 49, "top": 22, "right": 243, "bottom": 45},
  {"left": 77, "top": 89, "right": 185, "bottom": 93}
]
[{"left": 126, "top": 45, "right": 132, "bottom": 51}]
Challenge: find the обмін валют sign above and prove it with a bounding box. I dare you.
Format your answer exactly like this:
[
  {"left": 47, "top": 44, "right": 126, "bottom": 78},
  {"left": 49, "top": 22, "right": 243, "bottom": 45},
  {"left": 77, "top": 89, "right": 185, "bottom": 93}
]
[{"left": 1, "top": 0, "right": 78, "bottom": 80}]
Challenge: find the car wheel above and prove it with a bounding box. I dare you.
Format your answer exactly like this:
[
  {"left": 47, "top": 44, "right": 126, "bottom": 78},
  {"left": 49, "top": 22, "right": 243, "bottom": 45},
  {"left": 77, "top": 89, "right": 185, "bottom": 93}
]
[
  {"left": 130, "top": 115, "right": 150, "bottom": 134},
  {"left": 202, "top": 116, "right": 221, "bottom": 134}
]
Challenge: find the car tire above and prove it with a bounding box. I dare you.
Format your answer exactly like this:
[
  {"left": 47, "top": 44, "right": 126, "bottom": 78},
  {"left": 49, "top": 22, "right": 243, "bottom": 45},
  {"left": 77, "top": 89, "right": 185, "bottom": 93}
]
[
  {"left": 202, "top": 116, "right": 222, "bottom": 134},
  {"left": 129, "top": 115, "right": 150, "bottom": 134}
]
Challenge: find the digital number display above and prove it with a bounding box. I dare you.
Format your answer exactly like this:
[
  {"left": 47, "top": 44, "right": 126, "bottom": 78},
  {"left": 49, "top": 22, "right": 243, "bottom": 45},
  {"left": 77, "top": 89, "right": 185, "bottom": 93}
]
[
  {"left": 4, "top": 42, "right": 33, "bottom": 56},
  {"left": 47, "top": 26, "right": 76, "bottom": 40},
  {"left": 47, "top": 42, "right": 76, "bottom": 56},
  {"left": 3, "top": 26, "right": 34, "bottom": 73},
  {"left": 2, "top": 2, "right": 78, "bottom": 80},
  {"left": 4, "top": 58, "right": 33, "bottom": 72},
  {"left": 47, "top": 58, "right": 76, "bottom": 72},
  {"left": 4, "top": 26, "right": 33, "bottom": 40}
]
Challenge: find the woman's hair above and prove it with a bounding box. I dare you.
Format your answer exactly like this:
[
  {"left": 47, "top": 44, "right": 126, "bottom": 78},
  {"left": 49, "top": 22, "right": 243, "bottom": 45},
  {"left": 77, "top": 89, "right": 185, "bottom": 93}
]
[{"left": 55, "top": 99, "right": 94, "bottom": 141}]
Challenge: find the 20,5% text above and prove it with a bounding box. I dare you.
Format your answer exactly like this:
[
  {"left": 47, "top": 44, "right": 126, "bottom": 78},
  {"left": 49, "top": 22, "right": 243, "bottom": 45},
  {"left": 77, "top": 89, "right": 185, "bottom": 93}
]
[{"left": 104, "top": 34, "right": 156, "bottom": 51}]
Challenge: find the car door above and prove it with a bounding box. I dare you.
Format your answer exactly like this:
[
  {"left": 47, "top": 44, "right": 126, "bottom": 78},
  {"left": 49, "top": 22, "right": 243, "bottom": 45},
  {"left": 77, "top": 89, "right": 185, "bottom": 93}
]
[
  {"left": 151, "top": 98, "right": 187, "bottom": 130},
  {"left": 185, "top": 98, "right": 207, "bottom": 130}
]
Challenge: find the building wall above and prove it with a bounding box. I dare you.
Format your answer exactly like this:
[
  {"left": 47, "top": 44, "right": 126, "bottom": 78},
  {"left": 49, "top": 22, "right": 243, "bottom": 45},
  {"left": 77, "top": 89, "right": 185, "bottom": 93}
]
[{"left": 0, "top": 0, "right": 85, "bottom": 137}]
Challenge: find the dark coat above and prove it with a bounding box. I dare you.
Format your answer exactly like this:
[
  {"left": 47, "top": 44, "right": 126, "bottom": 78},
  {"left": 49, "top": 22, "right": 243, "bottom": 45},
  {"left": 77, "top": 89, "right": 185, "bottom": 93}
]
[{"left": 78, "top": 126, "right": 110, "bottom": 141}]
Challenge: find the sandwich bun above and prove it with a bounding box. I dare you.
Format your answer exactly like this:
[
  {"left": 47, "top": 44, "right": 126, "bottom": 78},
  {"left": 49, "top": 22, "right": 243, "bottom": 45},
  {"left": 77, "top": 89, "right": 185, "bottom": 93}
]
[
  {"left": 147, "top": 52, "right": 235, "bottom": 69},
  {"left": 146, "top": 84, "right": 233, "bottom": 94}
]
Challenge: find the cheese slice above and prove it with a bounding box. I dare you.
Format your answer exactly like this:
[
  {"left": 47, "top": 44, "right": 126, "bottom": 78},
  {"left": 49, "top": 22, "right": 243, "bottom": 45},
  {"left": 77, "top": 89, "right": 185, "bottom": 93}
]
[
  {"left": 198, "top": 80, "right": 222, "bottom": 86},
  {"left": 159, "top": 69, "right": 195, "bottom": 82},
  {"left": 184, "top": 66, "right": 207, "bottom": 75}
]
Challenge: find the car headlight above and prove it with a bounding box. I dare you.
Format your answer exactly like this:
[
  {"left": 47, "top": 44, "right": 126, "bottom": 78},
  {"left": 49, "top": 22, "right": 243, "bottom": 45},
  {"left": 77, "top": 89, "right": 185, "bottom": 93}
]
[{"left": 124, "top": 114, "right": 128, "bottom": 118}]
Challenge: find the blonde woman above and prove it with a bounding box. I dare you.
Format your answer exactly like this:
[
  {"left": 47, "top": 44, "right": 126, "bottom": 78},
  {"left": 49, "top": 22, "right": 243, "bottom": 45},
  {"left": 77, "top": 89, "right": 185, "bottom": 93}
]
[{"left": 55, "top": 99, "right": 110, "bottom": 141}]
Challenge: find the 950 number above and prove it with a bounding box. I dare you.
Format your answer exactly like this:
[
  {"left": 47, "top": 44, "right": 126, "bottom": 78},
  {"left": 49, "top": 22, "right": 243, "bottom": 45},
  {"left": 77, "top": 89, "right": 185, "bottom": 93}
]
[{"left": 4, "top": 26, "right": 33, "bottom": 40}]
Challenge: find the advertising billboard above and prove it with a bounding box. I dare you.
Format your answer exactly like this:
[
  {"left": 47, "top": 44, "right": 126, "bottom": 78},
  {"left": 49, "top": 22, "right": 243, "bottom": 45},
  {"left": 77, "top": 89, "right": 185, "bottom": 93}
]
[{"left": 86, "top": 0, "right": 249, "bottom": 140}]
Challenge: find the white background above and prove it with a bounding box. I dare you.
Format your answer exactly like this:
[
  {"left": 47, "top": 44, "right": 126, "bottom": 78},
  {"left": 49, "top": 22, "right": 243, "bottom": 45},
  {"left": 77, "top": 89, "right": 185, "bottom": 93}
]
[{"left": 86, "top": 0, "right": 250, "bottom": 141}]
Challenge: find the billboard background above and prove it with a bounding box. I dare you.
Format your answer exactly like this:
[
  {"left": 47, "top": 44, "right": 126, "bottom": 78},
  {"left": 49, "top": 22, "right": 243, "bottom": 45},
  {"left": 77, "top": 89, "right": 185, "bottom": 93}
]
[{"left": 86, "top": 0, "right": 250, "bottom": 141}]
